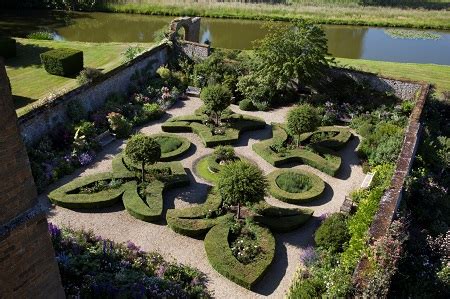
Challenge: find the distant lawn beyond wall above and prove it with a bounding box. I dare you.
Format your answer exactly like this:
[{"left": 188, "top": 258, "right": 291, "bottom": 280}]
[
  {"left": 5, "top": 38, "right": 152, "bottom": 117},
  {"left": 96, "top": 0, "right": 450, "bottom": 29}
]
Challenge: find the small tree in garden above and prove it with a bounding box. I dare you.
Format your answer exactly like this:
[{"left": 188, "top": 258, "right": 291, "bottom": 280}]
[
  {"left": 287, "top": 104, "right": 321, "bottom": 147},
  {"left": 200, "top": 84, "right": 232, "bottom": 126},
  {"left": 214, "top": 145, "right": 236, "bottom": 163},
  {"left": 125, "top": 134, "right": 161, "bottom": 182},
  {"left": 218, "top": 161, "right": 267, "bottom": 219}
]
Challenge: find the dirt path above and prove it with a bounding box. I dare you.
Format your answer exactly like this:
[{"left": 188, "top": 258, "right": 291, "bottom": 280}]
[{"left": 41, "top": 97, "right": 364, "bottom": 299}]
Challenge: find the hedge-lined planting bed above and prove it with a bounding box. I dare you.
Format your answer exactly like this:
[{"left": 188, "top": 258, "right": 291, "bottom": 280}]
[
  {"left": 151, "top": 133, "right": 191, "bottom": 161},
  {"left": 48, "top": 152, "right": 189, "bottom": 222},
  {"left": 204, "top": 223, "right": 275, "bottom": 290},
  {"left": 267, "top": 169, "right": 325, "bottom": 204},
  {"left": 162, "top": 112, "right": 265, "bottom": 147},
  {"left": 253, "top": 124, "right": 352, "bottom": 176}
]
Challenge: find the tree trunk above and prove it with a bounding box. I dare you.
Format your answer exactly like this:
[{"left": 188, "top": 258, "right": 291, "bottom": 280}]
[
  {"left": 141, "top": 161, "right": 145, "bottom": 182},
  {"left": 297, "top": 135, "right": 300, "bottom": 147},
  {"left": 237, "top": 202, "right": 241, "bottom": 220}
]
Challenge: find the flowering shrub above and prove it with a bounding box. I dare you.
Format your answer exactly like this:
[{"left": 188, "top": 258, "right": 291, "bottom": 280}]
[
  {"left": 107, "top": 112, "right": 132, "bottom": 138},
  {"left": 229, "top": 221, "right": 262, "bottom": 265},
  {"left": 49, "top": 223, "right": 210, "bottom": 298}
]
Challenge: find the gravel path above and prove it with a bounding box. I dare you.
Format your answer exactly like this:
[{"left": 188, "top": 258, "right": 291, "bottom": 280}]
[{"left": 40, "top": 97, "right": 365, "bottom": 299}]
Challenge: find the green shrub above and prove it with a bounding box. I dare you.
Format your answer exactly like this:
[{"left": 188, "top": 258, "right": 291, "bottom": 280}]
[
  {"left": 142, "top": 102, "right": 163, "bottom": 119},
  {"left": 155, "top": 136, "right": 182, "bottom": 154},
  {"left": 26, "top": 31, "right": 53, "bottom": 40},
  {"left": 252, "top": 202, "right": 313, "bottom": 232},
  {"left": 75, "top": 120, "right": 96, "bottom": 138},
  {"left": 67, "top": 101, "right": 86, "bottom": 123},
  {"left": 107, "top": 112, "right": 132, "bottom": 138},
  {"left": 0, "top": 36, "right": 16, "bottom": 58},
  {"left": 40, "top": 48, "right": 83, "bottom": 76},
  {"left": 76, "top": 67, "right": 102, "bottom": 85},
  {"left": 200, "top": 84, "right": 232, "bottom": 126},
  {"left": 214, "top": 145, "right": 236, "bottom": 162},
  {"left": 267, "top": 169, "right": 325, "bottom": 204},
  {"left": 239, "top": 99, "right": 256, "bottom": 111},
  {"left": 314, "top": 213, "right": 350, "bottom": 253},
  {"left": 125, "top": 134, "right": 161, "bottom": 182}
]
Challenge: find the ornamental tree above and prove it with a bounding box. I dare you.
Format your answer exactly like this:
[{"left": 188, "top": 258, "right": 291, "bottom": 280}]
[
  {"left": 253, "top": 20, "right": 332, "bottom": 93},
  {"left": 218, "top": 160, "right": 267, "bottom": 219},
  {"left": 200, "top": 84, "right": 232, "bottom": 126},
  {"left": 287, "top": 104, "right": 321, "bottom": 147},
  {"left": 125, "top": 134, "right": 161, "bottom": 182}
]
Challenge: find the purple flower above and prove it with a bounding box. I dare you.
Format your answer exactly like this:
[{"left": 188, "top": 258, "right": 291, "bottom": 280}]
[
  {"left": 156, "top": 265, "right": 166, "bottom": 278},
  {"left": 78, "top": 152, "right": 93, "bottom": 166},
  {"left": 48, "top": 223, "right": 61, "bottom": 239},
  {"left": 126, "top": 240, "right": 141, "bottom": 252},
  {"left": 318, "top": 213, "right": 329, "bottom": 222},
  {"left": 300, "top": 246, "right": 317, "bottom": 267}
]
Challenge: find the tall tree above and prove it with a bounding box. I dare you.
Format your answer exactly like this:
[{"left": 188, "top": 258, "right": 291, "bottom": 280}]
[
  {"left": 287, "top": 104, "right": 321, "bottom": 147},
  {"left": 200, "top": 84, "right": 232, "bottom": 126},
  {"left": 254, "top": 20, "right": 332, "bottom": 93}
]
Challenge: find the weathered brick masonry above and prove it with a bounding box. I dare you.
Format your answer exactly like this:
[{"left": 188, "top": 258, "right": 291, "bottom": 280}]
[{"left": 0, "top": 60, "right": 64, "bottom": 298}]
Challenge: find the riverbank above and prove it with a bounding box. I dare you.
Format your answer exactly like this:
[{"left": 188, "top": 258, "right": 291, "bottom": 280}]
[{"left": 96, "top": 1, "right": 450, "bottom": 30}]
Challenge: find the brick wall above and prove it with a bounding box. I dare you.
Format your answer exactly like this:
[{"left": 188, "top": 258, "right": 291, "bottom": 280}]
[{"left": 0, "top": 60, "right": 64, "bottom": 297}]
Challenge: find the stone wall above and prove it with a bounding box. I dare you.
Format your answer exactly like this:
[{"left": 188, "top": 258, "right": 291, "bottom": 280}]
[
  {"left": 0, "top": 59, "right": 64, "bottom": 297},
  {"left": 181, "top": 41, "right": 211, "bottom": 60},
  {"left": 18, "top": 43, "right": 169, "bottom": 145}
]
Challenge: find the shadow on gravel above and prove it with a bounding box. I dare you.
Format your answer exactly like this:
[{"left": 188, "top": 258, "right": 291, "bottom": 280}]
[
  {"left": 335, "top": 135, "right": 361, "bottom": 180},
  {"left": 235, "top": 124, "right": 273, "bottom": 147},
  {"left": 253, "top": 215, "right": 321, "bottom": 296}
]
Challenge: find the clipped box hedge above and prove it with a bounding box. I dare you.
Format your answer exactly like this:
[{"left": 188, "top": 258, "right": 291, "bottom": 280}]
[
  {"left": 40, "top": 47, "right": 83, "bottom": 76},
  {"left": 204, "top": 223, "right": 275, "bottom": 290},
  {"left": 0, "top": 37, "right": 16, "bottom": 58},
  {"left": 152, "top": 133, "right": 191, "bottom": 162},
  {"left": 267, "top": 169, "right": 326, "bottom": 204}
]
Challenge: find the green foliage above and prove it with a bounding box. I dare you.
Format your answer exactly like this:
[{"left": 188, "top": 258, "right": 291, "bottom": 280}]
[
  {"left": 218, "top": 160, "right": 268, "bottom": 209},
  {"left": 239, "top": 98, "right": 256, "bottom": 111},
  {"left": 253, "top": 20, "right": 332, "bottom": 92},
  {"left": 237, "top": 71, "right": 276, "bottom": 109},
  {"left": 125, "top": 134, "right": 161, "bottom": 181},
  {"left": 214, "top": 145, "right": 236, "bottom": 162},
  {"left": 0, "top": 36, "right": 16, "bottom": 58},
  {"left": 200, "top": 84, "right": 232, "bottom": 125},
  {"left": 67, "top": 101, "right": 87, "bottom": 123},
  {"left": 268, "top": 169, "right": 325, "bottom": 204},
  {"left": 287, "top": 104, "right": 321, "bottom": 146},
  {"left": 26, "top": 31, "right": 53, "bottom": 40},
  {"left": 76, "top": 67, "right": 102, "bottom": 85},
  {"left": 107, "top": 112, "right": 132, "bottom": 138},
  {"left": 75, "top": 120, "right": 96, "bottom": 139},
  {"left": 154, "top": 135, "right": 181, "bottom": 154},
  {"left": 315, "top": 213, "right": 350, "bottom": 253},
  {"left": 40, "top": 48, "right": 83, "bottom": 76},
  {"left": 122, "top": 45, "right": 143, "bottom": 62},
  {"left": 156, "top": 66, "right": 171, "bottom": 81}
]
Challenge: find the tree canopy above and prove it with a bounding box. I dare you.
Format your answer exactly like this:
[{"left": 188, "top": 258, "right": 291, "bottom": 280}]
[
  {"left": 200, "top": 84, "right": 232, "bottom": 126},
  {"left": 287, "top": 104, "right": 321, "bottom": 146},
  {"left": 125, "top": 134, "right": 161, "bottom": 181}
]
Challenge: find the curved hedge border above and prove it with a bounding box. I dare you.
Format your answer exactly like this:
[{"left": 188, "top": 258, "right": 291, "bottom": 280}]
[
  {"left": 267, "top": 169, "right": 325, "bottom": 204},
  {"left": 151, "top": 133, "right": 191, "bottom": 161},
  {"left": 204, "top": 223, "right": 275, "bottom": 290},
  {"left": 252, "top": 124, "right": 352, "bottom": 176},
  {"left": 161, "top": 112, "right": 266, "bottom": 147},
  {"left": 48, "top": 153, "right": 189, "bottom": 222}
]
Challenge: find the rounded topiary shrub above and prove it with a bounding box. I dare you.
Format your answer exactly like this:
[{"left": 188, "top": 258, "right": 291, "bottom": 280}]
[
  {"left": 239, "top": 99, "right": 256, "bottom": 111},
  {"left": 314, "top": 213, "right": 350, "bottom": 253},
  {"left": 268, "top": 169, "right": 325, "bottom": 204},
  {"left": 151, "top": 134, "right": 190, "bottom": 161}
]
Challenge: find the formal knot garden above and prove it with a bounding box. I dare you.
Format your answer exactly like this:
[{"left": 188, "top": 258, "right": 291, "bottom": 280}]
[{"left": 22, "top": 19, "right": 426, "bottom": 298}]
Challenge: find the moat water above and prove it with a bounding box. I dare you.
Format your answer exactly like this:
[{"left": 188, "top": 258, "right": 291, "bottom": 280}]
[{"left": 1, "top": 10, "right": 449, "bottom": 65}]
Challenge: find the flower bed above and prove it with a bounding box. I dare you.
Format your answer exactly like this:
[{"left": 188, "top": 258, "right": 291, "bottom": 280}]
[
  {"left": 268, "top": 169, "right": 325, "bottom": 204},
  {"left": 253, "top": 124, "right": 352, "bottom": 176},
  {"left": 162, "top": 112, "right": 266, "bottom": 147},
  {"left": 48, "top": 153, "right": 189, "bottom": 222},
  {"left": 49, "top": 223, "right": 210, "bottom": 298}
]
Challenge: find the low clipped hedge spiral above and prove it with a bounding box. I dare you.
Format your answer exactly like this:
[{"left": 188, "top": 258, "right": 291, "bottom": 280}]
[
  {"left": 0, "top": 36, "right": 16, "bottom": 58},
  {"left": 162, "top": 112, "right": 265, "bottom": 147},
  {"left": 151, "top": 133, "right": 191, "bottom": 161},
  {"left": 267, "top": 169, "right": 325, "bottom": 204},
  {"left": 40, "top": 48, "right": 83, "bottom": 76},
  {"left": 204, "top": 223, "right": 275, "bottom": 290},
  {"left": 253, "top": 124, "right": 352, "bottom": 176},
  {"left": 252, "top": 202, "right": 314, "bottom": 232}
]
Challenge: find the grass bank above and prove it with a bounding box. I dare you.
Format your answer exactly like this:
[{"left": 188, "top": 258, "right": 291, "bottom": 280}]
[
  {"left": 336, "top": 58, "right": 450, "bottom": 94},
  {"left": 96, "top": 0, "right": 450, "bottom": 29},
  {"left": 5, "top": 38, "right": 152, "bottom": 116}
]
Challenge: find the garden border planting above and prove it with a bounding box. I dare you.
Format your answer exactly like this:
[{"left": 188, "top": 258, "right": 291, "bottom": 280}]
[
  {"left": 267, "top": 169, "right": 325, "bottom": 204},
  {"left": 151, "top": 133, "right": 191, "bottom": 161}
]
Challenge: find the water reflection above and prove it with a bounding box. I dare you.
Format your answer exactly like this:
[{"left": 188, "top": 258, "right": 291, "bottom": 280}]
[{"left": 0, "top": 10, "right": 449, "bottom": 65}]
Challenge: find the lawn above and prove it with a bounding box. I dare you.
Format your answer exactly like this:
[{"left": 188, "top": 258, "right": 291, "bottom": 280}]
[
  {"left": 336, "top": 58, "right": 450, "bottom": 94},
  {"left": 5, "top": 38, "right": 152, "bottom": 116}
]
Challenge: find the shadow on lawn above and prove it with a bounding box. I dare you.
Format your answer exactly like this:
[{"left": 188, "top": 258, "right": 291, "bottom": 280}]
[
  {"left": 13, "top": 94, "right": 37, "bottom": 110},
  {"left": 5, "top": 42, "right": 52, "bottom": 69}
]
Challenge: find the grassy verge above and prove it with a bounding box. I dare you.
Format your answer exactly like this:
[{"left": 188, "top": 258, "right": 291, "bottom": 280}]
[
  {"left": 336, "top": 58, "right": 450, "bottom": 94},
  {"left": 97, "top": 1, "right": 450, "bottom": 29},
  {"left": 5, "top": 38, "right": 152, "bottom": 116}
]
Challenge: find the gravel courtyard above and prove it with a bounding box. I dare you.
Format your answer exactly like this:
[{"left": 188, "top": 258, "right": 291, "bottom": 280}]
[{"left": 40, "top": 97, "right": 365, "bottom": 298}]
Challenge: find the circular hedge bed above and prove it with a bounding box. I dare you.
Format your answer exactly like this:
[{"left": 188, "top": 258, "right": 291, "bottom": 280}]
[
  {"left": 151, "top": 133, "right": 191, "bottom": 161},
  {"left": 268, "top": 169, "right": 325, "bottom": 204}
]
